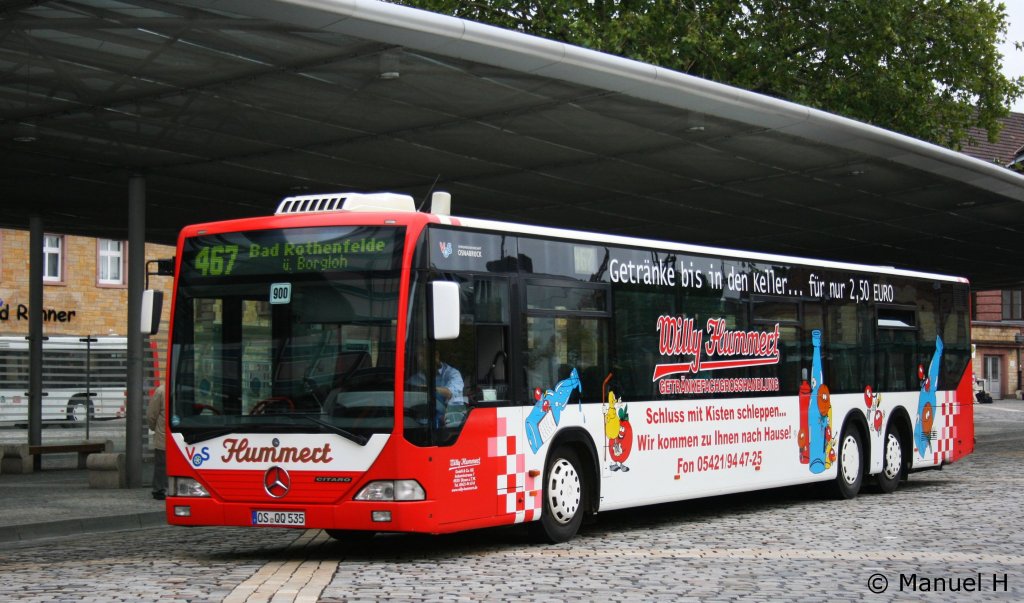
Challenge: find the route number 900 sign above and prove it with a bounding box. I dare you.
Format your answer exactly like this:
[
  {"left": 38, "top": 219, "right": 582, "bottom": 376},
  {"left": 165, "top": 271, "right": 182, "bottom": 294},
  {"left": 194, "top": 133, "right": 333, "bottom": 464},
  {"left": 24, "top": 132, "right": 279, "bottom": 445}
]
[{"left": 270, "top": 283, "right": 292, "bottom": 305}]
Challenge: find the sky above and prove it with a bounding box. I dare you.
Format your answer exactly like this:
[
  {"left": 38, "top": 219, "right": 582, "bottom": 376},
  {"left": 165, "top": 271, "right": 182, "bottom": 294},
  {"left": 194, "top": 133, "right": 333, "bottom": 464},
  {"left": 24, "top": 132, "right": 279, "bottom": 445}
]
[{"left": 1001, "top": 2, "right": 1024, "bottom": 112}]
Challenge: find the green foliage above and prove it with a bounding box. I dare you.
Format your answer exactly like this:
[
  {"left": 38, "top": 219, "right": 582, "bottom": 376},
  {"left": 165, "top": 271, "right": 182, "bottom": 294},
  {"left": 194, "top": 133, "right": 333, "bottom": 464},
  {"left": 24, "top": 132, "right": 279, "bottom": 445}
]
[{"left": 395, "top": 0, "right": 1023, "bottom": 148}]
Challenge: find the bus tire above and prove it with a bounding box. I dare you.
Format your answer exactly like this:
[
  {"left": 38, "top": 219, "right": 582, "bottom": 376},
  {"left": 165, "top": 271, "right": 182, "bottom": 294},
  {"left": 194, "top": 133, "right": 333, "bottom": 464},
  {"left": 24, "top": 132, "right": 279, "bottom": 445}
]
[
  {"left": 876, "top": 424, "right": 903, "bottom": 494},
  {"left": 533, "top": 446, "right": 586, "bottom": 544},
  {"left": 65, "top": 398, "right": 93, "bottom": 426},
  {"left": 832, "top": 424, "right": 864, "bottom": 499}
]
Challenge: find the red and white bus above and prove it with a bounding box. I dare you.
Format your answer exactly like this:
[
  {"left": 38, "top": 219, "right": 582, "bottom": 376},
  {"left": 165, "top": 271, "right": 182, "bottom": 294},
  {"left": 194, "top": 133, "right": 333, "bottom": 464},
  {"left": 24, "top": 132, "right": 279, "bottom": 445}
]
[{"left": 163, "top": 192, "right": 974, "bottom": 542}]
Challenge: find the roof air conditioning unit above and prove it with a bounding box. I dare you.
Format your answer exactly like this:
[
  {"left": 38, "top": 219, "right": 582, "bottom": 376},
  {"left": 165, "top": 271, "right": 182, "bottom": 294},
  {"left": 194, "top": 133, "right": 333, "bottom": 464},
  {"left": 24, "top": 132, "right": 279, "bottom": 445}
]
[{"left": 275, "top": 192, "right": 416, "bottom": 215}]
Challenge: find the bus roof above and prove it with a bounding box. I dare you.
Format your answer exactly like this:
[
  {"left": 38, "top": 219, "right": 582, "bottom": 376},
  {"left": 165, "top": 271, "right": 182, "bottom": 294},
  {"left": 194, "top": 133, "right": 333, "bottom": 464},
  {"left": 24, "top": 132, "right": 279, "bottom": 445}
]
[{"left": 450, "top": 215, "right": 968, "bottom": 285}]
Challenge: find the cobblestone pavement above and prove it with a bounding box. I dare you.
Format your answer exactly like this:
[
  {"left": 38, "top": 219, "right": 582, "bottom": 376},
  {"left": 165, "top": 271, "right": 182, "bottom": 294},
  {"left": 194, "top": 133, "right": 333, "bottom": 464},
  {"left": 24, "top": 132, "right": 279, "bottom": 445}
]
[{"left": 1, "top": 401, "right": 1022, "bottom": 602}]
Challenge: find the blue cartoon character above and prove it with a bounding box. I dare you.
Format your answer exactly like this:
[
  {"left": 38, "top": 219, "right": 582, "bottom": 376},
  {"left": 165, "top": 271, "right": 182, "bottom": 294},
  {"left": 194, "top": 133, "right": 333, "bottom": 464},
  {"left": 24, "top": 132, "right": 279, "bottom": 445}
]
[
  {"left": 915, "top": 336, "right": 943, "bottom": 458},
  {"left": 525, "top": 368, "right": 582, "bottom": 453},
  {"left": 807, "top": 330, "right": 834, "bottom": 474}
]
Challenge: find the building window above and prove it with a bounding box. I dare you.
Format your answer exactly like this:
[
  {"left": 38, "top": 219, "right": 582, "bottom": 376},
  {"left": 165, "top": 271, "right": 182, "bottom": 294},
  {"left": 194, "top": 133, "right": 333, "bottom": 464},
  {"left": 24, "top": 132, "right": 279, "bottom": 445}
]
[
  {"left": 98, "top": 239, "right": 125, "bottom": 285},
  {"left": 43, "top": 234, "right": 63, "bottom": 283},
  {"left": 1002, "top": 290, "right": 1023, "bottom": 320}
]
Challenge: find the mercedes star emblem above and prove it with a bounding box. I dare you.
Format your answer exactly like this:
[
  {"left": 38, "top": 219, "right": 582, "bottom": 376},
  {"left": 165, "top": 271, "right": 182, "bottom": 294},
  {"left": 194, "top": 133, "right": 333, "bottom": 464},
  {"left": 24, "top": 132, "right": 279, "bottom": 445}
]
[{"left": 263, "top": 466, "right": 291, "bottom": 498}]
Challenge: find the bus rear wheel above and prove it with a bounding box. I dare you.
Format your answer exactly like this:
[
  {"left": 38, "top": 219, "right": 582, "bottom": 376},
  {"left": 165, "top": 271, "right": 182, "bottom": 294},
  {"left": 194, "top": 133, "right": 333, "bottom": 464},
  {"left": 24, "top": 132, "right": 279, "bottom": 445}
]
[
  {"left": 832, "top": 426, "right": 864, "bottom": 499},
  {"left": 533, "top": 447, "right": 586, "bottom": 544},
  {"left": 876, "top": 425, "right": 903, "bottom": 494}
]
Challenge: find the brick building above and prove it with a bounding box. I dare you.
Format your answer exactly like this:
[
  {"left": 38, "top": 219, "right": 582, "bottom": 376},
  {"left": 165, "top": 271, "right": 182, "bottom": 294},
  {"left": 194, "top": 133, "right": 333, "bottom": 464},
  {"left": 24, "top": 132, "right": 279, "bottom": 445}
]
[
  {"left": 962, "top": 113, "right": 1024, "bottom": 399},
  {"left": 971, "top": 291, "right": 1024, "bottom": 399},
  {"left": 0, "top": 228, "right": 175, "bottom": 339}
]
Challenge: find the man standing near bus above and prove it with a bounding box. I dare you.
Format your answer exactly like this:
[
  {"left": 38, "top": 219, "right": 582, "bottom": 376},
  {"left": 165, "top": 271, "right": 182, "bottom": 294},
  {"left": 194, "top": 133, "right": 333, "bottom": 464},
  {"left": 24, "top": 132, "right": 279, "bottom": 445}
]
[{"left": 147, "top": 384, "right": 167, "bottom": 500}]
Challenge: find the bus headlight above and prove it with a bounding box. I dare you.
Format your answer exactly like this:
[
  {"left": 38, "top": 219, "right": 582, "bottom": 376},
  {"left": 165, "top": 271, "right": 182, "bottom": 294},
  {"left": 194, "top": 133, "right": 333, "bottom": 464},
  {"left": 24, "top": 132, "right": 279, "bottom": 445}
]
[
  {"left": 354, "top": 480, "right": 425, "bottom": 501},
  {"left": 170, "top": 476, "right": 210, "bottom": 497}
]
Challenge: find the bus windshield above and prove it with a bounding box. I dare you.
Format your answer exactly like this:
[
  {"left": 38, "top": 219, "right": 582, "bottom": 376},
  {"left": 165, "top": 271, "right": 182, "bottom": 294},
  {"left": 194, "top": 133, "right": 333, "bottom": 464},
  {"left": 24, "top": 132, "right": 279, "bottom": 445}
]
[{"left": 170, "top": 226, "right": 404, "bottom": 445}]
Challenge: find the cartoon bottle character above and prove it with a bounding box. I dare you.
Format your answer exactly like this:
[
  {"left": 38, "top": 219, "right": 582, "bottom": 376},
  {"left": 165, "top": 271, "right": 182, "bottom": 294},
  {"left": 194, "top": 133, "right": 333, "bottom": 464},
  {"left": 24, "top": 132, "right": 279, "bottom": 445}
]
[
  {"left": 798, "top": 376, "right": 810, "bottom": 464},
  {"left": 605, "top": 391, "right": 632, "bottom": 472},
  {"left": 914, "top": 336, "right": 943, "bottom": 458},
  {"left": 525, "top": 368, "right": 582, "bottom": 453},
  {"left": 807, "top": 330, "right": 833, "bottom": 474}
]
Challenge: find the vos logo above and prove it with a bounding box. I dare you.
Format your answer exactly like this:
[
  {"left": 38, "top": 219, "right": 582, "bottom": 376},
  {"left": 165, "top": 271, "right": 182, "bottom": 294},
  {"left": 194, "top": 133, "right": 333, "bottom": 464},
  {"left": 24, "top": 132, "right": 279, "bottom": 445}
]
[
  {"left": 439, "top": 241, "right": 453, "bottom": 259},
  {"left": 185, "top": 445, "right": 211, "bottom": 467}
]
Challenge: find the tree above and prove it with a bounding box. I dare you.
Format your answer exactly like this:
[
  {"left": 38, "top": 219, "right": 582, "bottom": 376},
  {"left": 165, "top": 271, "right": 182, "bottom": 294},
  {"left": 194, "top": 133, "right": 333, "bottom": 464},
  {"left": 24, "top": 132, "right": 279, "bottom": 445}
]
[{"left": 394, "top": 0, "right": 1022, "bottom": 149}]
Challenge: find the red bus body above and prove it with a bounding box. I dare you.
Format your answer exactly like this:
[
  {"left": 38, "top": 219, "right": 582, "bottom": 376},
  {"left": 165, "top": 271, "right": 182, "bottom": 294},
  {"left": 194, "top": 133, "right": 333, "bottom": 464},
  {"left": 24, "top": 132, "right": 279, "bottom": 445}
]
[{"left": 163, "top": 194, "right": 974, "bottom": 540}]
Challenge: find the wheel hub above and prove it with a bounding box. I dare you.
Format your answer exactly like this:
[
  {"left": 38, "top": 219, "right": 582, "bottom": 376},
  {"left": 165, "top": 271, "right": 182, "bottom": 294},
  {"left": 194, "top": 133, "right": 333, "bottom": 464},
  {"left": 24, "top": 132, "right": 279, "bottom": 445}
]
[
  {"left": 546, "top": 457, "right": 581, "bottom": 525},
  {"left": 841, "top": 434, "right": 860, "bottom": 485},
  {"left": 884, "top": 433, "right": 902, "bottom": 479}
]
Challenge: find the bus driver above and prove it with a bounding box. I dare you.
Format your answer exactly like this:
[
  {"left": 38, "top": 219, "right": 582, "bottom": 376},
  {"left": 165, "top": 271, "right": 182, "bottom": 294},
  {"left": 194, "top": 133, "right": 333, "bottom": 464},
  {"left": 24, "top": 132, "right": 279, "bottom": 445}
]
[{"left": 409, "top": 348, "right": 465, "bottom": 427}]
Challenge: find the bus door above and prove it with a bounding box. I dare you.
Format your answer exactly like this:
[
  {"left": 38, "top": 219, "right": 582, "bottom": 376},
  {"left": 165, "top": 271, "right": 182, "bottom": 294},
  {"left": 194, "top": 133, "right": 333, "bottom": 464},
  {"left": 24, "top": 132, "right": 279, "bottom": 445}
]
[
  {"left": 405, "top": 273, "right": 515, "bottom": 525},
  {"left": 522, "top": 279, "right": 610, "bottom": 468}
]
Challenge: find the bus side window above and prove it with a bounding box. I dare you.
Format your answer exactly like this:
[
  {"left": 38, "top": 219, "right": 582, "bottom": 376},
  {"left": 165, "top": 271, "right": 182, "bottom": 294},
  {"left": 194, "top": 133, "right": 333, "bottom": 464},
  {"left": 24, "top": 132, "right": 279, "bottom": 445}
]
[
  {"left": 876, "top": 305, "right": 919, "bottom": 391},
  {"left": 476, "top": 325, "right": 508, "bottom": 402},
  {"left": 439, "top": 277, "right": 511, "bottom": 415},
  {"left": 523, "top": 281, "right": 610, "bottom": 404}
]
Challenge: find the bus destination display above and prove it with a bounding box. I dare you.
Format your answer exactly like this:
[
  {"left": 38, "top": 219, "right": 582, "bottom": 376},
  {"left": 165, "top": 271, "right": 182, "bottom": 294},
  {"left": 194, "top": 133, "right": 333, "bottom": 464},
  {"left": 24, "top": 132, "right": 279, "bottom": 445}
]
[{"left": 182, "top": 227, "right": 402, "bottom": 279}]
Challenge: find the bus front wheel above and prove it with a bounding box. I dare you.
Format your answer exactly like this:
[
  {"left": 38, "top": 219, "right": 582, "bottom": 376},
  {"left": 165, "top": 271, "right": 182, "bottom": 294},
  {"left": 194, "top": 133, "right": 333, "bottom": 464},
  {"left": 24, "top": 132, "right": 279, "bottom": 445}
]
[
  {"left": 65, "top": 398, "right": 93, "bottom": 426},
  {"left": 832, "top": 425, "right": 864, "bottom": 499},
  {"left": 533, "top": 446, "right": 586, "bottom": 544}
]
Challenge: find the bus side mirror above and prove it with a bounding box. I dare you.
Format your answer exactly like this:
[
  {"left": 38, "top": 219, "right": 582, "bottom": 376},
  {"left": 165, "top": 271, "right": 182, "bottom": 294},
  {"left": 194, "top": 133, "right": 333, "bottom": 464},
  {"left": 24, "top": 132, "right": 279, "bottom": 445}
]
[
  {"left": 431, "top": 281, "right": 460, "bottom": 341},
  {"left": 141, "top": 290, "right": 164, "bottom": 335}
]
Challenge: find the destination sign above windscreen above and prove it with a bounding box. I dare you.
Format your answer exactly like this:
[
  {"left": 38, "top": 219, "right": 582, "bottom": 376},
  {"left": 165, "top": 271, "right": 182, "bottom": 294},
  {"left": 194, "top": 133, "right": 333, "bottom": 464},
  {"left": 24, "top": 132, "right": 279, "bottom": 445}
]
[{"left": 181, "top": 226, "right": 403, "bottom": 279}]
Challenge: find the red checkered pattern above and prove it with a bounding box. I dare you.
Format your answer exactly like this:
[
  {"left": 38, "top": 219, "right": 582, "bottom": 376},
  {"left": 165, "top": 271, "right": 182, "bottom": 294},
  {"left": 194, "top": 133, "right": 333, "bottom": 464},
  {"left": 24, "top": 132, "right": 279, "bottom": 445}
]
[
  {"left": 488, "top": 416, "right": 541, "bottom": 523},
  {"left": 932, "top": 391, "right": 958, "bottom": 465}
]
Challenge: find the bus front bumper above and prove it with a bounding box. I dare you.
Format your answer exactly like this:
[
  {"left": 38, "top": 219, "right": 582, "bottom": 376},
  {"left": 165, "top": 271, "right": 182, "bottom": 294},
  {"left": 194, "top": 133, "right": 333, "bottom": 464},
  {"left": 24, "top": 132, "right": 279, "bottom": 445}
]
[{"left": 165, "top": 497, "right": 441, "bottom": 533}]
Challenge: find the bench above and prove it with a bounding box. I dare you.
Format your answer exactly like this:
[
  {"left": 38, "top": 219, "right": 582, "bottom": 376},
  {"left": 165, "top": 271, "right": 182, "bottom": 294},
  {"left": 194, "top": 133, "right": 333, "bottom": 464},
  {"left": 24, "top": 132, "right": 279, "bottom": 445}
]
[
  {"left": 1, "top": 444, "right": 32, "bottom": 474},
  {"left": 30, "top": 440, "right": 113, "bottom": 469},
  {"left": 0, "top": 440, "right": 113, "bottom": 473}
]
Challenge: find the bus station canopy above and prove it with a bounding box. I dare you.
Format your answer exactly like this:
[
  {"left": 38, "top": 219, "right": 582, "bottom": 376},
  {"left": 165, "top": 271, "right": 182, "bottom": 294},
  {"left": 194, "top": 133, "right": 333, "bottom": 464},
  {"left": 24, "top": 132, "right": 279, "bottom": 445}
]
[{"left": 4, "top": 0, "right": 1024, "bottom": 288}]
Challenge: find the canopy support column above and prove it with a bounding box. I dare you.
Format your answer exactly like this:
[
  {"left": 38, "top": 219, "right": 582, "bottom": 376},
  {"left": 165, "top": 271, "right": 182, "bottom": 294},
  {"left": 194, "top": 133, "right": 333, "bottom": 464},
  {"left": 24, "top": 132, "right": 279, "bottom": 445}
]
[
  {"left": 28, "top": 215, "right": 44, "bottom": 471},
  {"left": 126, "top": 175, "right": 146, "bottom": 488}
]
